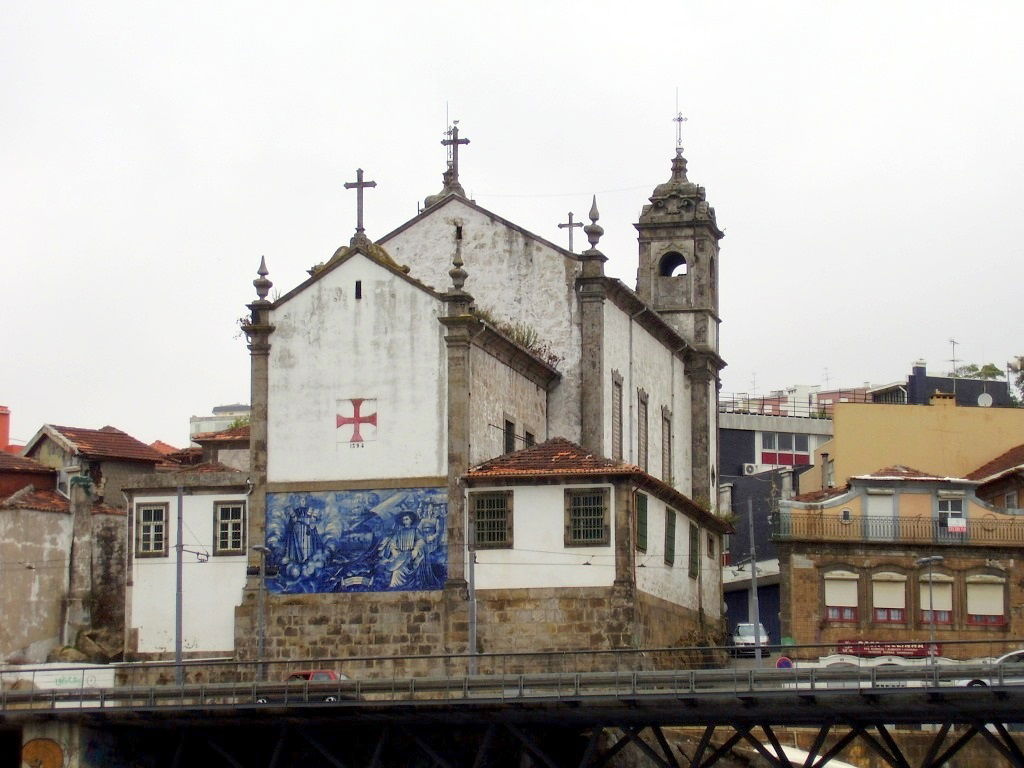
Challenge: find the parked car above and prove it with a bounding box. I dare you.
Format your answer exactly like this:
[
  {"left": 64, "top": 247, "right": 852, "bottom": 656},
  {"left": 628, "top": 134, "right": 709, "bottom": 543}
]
[
  {"left": 958, "top": 649, "right": 1024, "bottom": 687},
  {"left": 254, "top": 669, "right": 350, "bottom": 704},
  {"left": 730, "top": 623, "right": 771, "bottom": 657}
]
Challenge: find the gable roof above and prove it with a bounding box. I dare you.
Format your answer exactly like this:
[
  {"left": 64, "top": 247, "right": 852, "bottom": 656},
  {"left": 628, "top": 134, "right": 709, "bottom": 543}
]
[
  {"left": 273, "top": 240, "right": 443, "bottom": 310},
  {"left": 149, "top": 440, "right": 180, "bottom": 455},
  {"left": 465, "top": 438, "right": 730, "bottom": 533},
  {"left": 378, "top": 194, "right": 578, "bottom": 261},
  {"left": 28, "top": 425, "right": 164, "bottom": 464},
  {"left": 0, "top": 452, "right": 55, "bottom": 475},
  {"left": 967, "top": 443, "right": 1024, "bottom": 483}
]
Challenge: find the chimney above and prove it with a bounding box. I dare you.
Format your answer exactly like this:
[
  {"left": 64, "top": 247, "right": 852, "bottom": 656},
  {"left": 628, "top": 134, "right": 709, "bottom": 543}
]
[
  {"left": 908, "top": 360, "right": 928, "bottom": 405},
  {"left": 821, "top": 452, "right": 830, "bottom": 489},
  {"left": 930, "top": 391, "right": 956, "bottom": 407},
  {"left": 0, "top": 405, "right": 10, "bottom": 452},
  {"left": 780, "top": 468, "right": 794, "bottom": 500}
]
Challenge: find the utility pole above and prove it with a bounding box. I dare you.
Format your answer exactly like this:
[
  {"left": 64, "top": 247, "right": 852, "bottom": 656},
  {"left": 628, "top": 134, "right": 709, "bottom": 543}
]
[{"left": 747, "top": 497, "right": 762, "bottom": 664}]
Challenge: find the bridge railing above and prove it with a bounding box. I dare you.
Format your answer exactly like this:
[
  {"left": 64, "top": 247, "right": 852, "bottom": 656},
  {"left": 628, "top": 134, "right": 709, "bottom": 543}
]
[{"left": 3, "top": 638, "right": 1024, "bottom": 713}]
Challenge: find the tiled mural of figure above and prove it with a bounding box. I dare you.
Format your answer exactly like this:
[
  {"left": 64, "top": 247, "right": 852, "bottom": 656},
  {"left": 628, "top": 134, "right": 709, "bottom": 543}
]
[{"left": 265, "top": 488, "right": 447, "bottom": 593}]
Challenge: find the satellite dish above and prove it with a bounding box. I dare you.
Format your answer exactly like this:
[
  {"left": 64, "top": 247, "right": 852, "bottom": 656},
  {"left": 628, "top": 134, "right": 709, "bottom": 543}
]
[{"left": 978, "top": 393, "right": 993, "bottom": 407}]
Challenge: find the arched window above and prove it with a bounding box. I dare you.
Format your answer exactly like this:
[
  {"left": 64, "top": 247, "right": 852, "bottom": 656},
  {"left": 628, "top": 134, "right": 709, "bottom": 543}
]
[{"left": 659, "top": 251, "right": 688, "bottom": 277}]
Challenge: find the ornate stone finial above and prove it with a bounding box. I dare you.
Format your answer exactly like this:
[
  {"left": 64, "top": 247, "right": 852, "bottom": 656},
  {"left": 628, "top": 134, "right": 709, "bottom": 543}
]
[
  {"left": 253, "top": 256, "right": 272, "bottom": 300},
  {"left": 582, "top": 196, "right": 604, "bottom": 256},
  {"left": 449, "top": 251, "right": 468, "bottom": 292}
]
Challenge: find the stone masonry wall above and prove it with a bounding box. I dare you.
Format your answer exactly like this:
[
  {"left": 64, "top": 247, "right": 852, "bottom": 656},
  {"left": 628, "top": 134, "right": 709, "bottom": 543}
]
[{"left": 780, "top": 542, "right": 1022, "bottom": 660}]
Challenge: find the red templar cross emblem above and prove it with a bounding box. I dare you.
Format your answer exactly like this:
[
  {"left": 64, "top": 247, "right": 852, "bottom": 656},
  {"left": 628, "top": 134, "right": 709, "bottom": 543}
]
[{"left": 336, "top": 398, "right": 378, "bottom": 443}]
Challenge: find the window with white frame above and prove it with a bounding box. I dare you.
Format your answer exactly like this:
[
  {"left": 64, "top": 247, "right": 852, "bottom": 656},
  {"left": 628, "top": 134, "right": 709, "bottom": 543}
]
[
  {"left": 760, "top": 432, "right": 811, "bottom": 466},
  {"left": 214, "top": 502, "right": 246, "bottom": 555},
  {"left": 472, "top": 491, "right": 513, "bottom": 549},
  {"left": 824, "top": 570, "right": 858, "bottom": 622},
  {"left": 966, "top": 574, "right": 1007, "bottom": 626},
  {"left": 937, "top": 497, "right": 965, "bottom": 539},
  {"left": 564, "top": 488, "right": 610, "bottom": 546},
  {"left": 137, "top": 503, "right": 168, "bottom": 557},
  {"left": 918, "top": 572, "right": 953, "bottom": 625},
  {"left": 871, "top": 572, "right": 906, "bottom": 623}
]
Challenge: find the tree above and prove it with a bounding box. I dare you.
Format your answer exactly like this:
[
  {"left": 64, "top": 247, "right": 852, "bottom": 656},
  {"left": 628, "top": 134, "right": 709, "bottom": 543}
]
[
  {"left": 1009, "top": 356, "right": 1024, "bottom": 402},
  {"left": 955, "top": 362, "right": 1004, "bottom": 380}
]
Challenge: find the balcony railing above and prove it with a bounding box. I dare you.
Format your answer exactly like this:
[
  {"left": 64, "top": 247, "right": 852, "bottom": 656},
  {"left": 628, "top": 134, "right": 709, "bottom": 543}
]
[
  {"left": 772, "top": 511, "right": 1024, "bottom": 547},
  {"left": 720, "top": 391, "right": 873, "bottom": 419}
]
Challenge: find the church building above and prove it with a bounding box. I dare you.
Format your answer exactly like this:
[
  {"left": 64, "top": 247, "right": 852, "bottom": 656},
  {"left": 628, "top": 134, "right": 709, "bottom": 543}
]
[{"left": 235, "top": 126, "right": 729, "bottom": 664}]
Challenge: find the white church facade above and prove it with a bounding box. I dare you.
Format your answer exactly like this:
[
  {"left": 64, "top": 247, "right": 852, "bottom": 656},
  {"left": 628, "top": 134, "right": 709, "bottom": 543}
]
[{"left": 233, "top": 128, "right": 729, "bottom": 663}]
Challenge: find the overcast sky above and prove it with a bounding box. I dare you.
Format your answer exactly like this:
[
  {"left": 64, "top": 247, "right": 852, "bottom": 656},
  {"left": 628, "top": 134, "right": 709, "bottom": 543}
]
[{"left": 3, "top": 1, "right": 1022, "bottom": 447}]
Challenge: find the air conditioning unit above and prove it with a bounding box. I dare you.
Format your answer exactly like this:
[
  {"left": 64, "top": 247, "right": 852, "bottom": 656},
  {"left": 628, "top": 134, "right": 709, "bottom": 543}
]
[{"left": 742, "top": 463, "right": 758, "bottom": 476}]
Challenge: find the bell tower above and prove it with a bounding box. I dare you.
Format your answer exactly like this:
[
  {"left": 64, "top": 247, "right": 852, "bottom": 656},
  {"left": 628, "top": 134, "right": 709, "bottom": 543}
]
[
  {"left": 635, "top": 134, "right": 725, "bottom": 509},
  {"left": 634, "top": 145, "right": 724, "bottom": 353}
]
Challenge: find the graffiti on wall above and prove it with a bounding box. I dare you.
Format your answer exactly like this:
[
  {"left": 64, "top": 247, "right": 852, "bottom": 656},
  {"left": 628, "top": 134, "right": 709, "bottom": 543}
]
[{"left": 265, "top": 488, "right": 447, "bottom": 593}]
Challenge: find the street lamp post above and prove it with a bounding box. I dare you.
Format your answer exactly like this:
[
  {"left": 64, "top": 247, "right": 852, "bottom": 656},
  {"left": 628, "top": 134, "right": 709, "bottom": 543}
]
[
  {"left": 251, "top": 545, "right": 270, "bottom": 681},
  {"left": 916, "top": 555, "right": 944, "bottom": 665}
]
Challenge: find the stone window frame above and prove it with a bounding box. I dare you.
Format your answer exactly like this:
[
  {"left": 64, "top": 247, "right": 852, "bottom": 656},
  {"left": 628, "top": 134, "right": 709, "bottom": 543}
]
[
  {"left": 611, "top": 371, "right": 624, "bottom": 462},
  {"left": 213, "top": 500, "right": 247, "bottom": 556},
  {"left": 637, "top": 389, "right": 649, "bottom": 472},
  {"left": 687, "top": 522, "right": 699, "bottom": 579},
  {"left": 635, "top": 491, "right": 648, "bottom": 552},
  {"left": 471, "top": 490, "right": 514, "bottom": 550},
  {"left": 664, "top": 507, "right": 676, "bottom": 566},
  {"left": 661, "top": 406, "right": 673, "bottom": 485},
  {"left": 503, "top": 415, "right": 516, "bottom": 454},
  {"left": 136, "top": 502, "right": 169, "bottom": 558},
  {"left": 564, "top": 487, "right": 610, "bottom": 547},
  {"left": 918, "top": 569, "right": 954, "bottom": 626}
]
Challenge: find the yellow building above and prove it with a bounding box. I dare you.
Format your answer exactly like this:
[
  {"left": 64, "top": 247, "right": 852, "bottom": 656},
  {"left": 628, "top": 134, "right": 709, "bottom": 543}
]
[{"left": 802, "top": 393, "right": 1024, "bottom": 494}]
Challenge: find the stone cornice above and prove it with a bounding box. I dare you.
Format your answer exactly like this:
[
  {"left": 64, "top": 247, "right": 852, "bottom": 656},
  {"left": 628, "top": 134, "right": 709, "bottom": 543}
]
[
  {"left": 474, "top": 322, "right": 562, "bottom": 389},
  {"left": 122, "top": 471, "right": 249, "bottom": 493}
]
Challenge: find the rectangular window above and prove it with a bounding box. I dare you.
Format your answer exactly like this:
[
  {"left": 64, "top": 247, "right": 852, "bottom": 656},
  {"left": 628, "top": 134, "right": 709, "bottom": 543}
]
[
  {"left": 137, "top": 503, "right": 168, "bottom": 557},
  {"left": 919, "top": 578, "right": 953, "bottom": 624},
  {"left": 937, "top": 498, "right": 965, "bottom": 539},
  {"left": 214, "top": 502, "right": 246, "bottom": 555},
  {"left": 1005, "top": 490, "right": 1018, "bottom": 509},
  {"left": 661, "top": 409, "right": 672, "bottom": 484},
  {"left": 664, "top": 508, "right": 676, "bottom": 566},
  {"left": 706, "top": 533, "right": 716, "bottom": 560},
  {"left": 688, "top": 523, "right": 699, "bottom": 579},
  {"left": 524, "top": 431, "right": 535, "bottom": 448},
  {"left": 761, "top": 432, "right": 811, "bottom": 466},
  {"left": 635, "top": 493, "right": 647, "bottom": 552},
  {"left": 824, "top": 575, "right": 859, "bottom": 622},
  {"left": 611, "top": 374, "right": 623, "bottom": 462},
  {"left": 504, "top": 419, "right": 516, "bottom": 454},
  {"left": 871, "top": 578, "right": 905, "bottom": 623},
  {"left": 564, "top": 488, "right": 610, "bottom": 546},
  {"left": 967, "top": 580, "right": 1006, "bottom": 626},
  {"left": 472, "top": 491, "right": 513, "bottom": 549},
  {"left": 637, "top": 391, "right": 648, "bottom": 471}
]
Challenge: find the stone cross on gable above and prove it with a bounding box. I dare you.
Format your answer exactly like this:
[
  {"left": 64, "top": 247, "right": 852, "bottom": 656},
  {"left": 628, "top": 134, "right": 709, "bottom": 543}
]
[
  {"left": 441, "top": 124, "right": 470, "bottom": 186},
  {"left": 558, "top": 212, "right": 584, "bottom": 253},
  {"left": 344, "top": 168, "right": 376, "bottom": 237}
]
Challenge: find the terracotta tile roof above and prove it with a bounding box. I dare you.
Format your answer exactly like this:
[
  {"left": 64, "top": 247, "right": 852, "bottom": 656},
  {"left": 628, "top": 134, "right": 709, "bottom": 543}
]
[
  {"left": 466, "top": 438, "right": 731, "bottom": 534},
  {"left": 967, "top": 443, "right": 1024, "bottom": 482},
  {"left": 149, "top": 440, "right": 180, "bottom": 455},
  {"left": 92, "top": 502, "right": 126, "bottom": 516},
  {"left": 792, "top": 486, "right": 849, "bottom": 503},
  {"left": 49, "top": 425, "right": 164, "bottom": 463},
  {"left": 170, "top": 461, "right": 243, "bottom": 474},
  {"left": 192, "top": 425, "right": 250, "bottom": 442},
  {"left": 852, "top": 466, "right": 972, "bottom": 483},
  {"left": 0, "top": 453, "right": 54, "bottom": 474},
  {"left": 1, "top": 488, "right": 70, "bottom": 513},
  {"left": 467, "top": 438, "right": 635, "bottom": 478},
  {"left": 165, "top": 446, "right": 203, "bottom": 465}
]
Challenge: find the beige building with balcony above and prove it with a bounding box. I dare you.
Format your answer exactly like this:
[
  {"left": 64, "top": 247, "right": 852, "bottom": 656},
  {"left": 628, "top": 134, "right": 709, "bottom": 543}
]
[{"left": 777, "top": 466, "right": 1024, "bottom": 659}]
